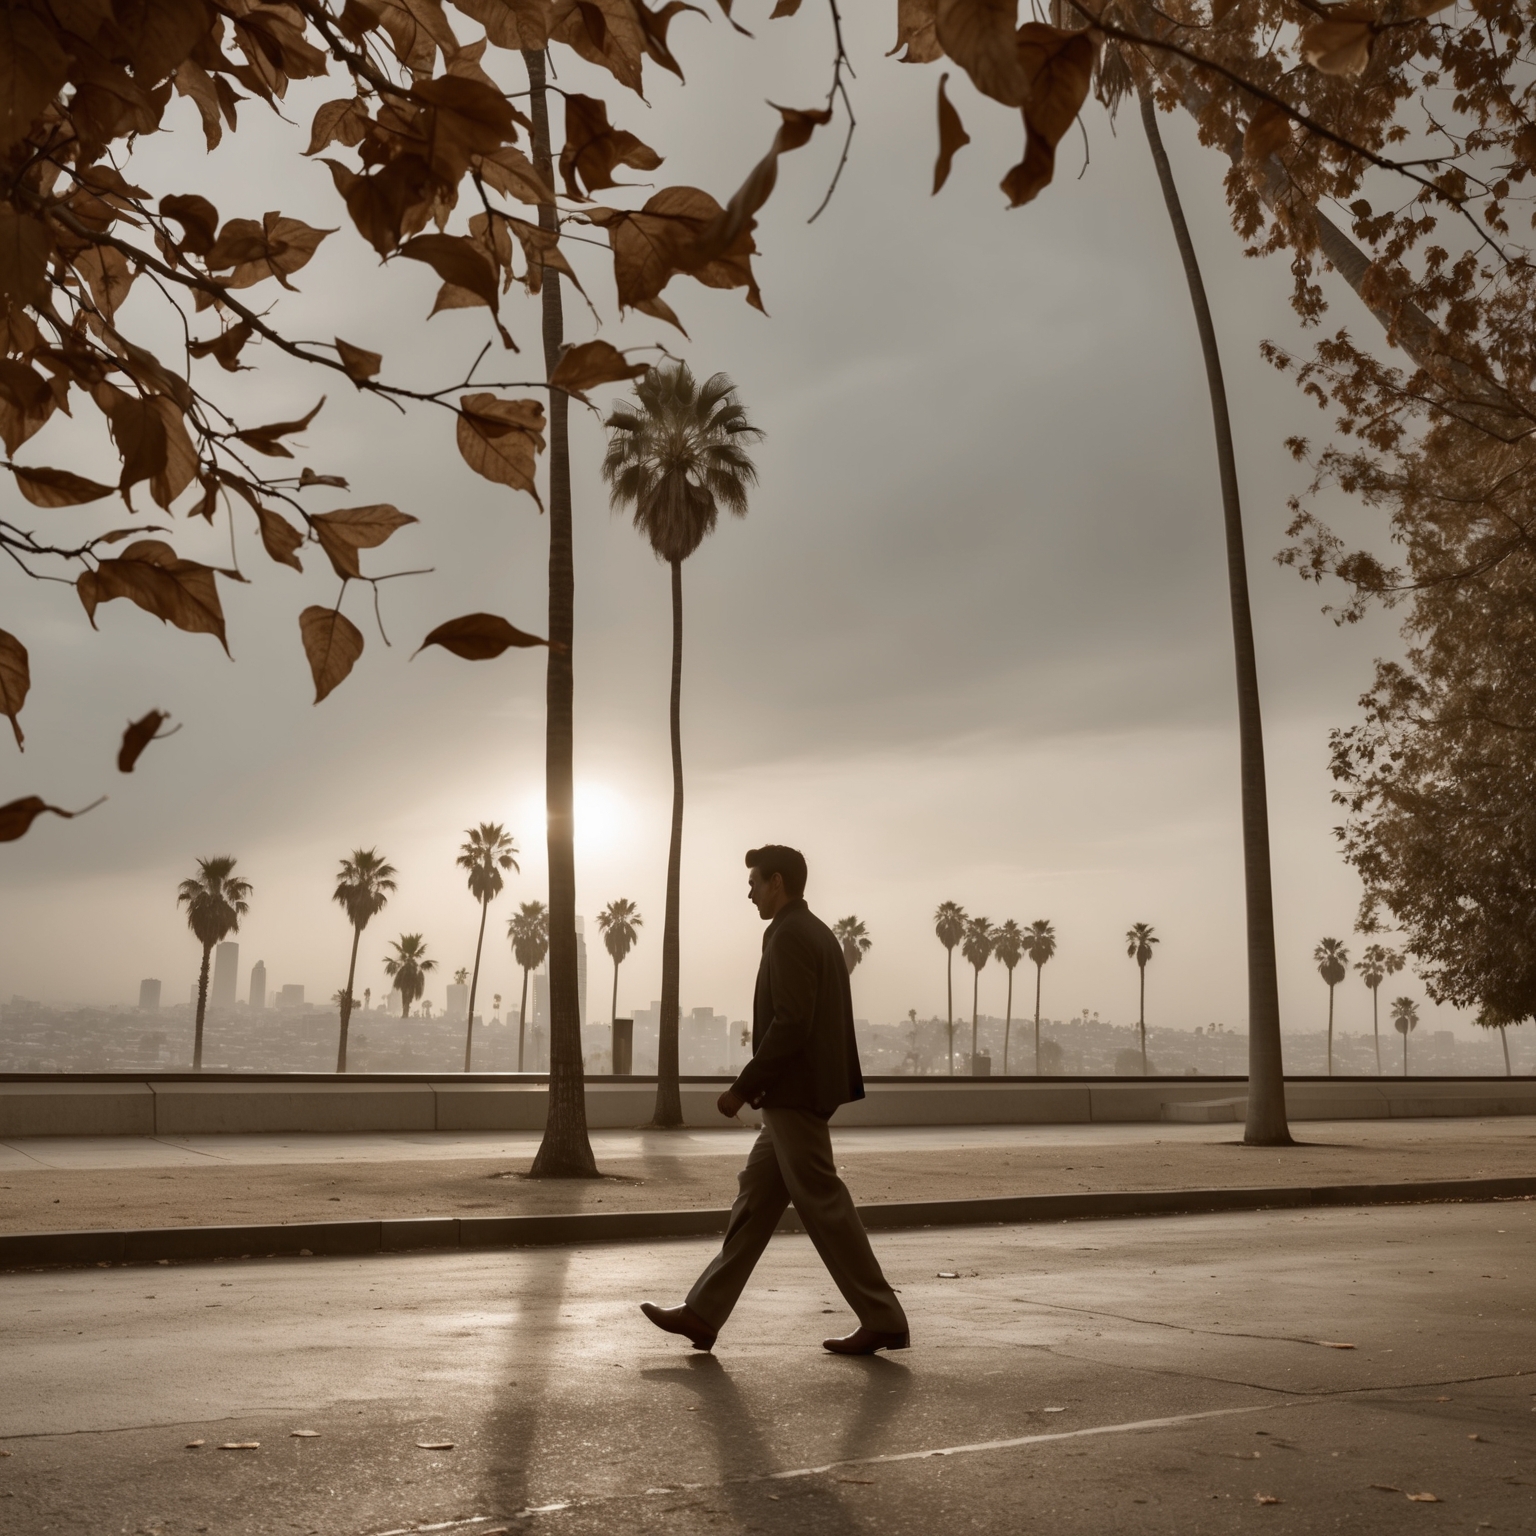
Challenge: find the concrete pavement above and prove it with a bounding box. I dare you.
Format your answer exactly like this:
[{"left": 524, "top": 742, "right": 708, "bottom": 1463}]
[
  {"left": 1, "top": 1201, "right": 1531, "bottom": 1533},
  {"left": 2, "top": 1116, "right": 1533, "bottom": 1234}
]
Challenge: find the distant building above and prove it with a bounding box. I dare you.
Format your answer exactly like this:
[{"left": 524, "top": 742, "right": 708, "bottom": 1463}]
[
  {"left": 277, "top": 984, "right": 305, "bottom": 1008},
  {"left": 249, "top": 961, "right": 266, "bottom": 1011},
  {"left": 575, "top": 915, "right": 587, "bottom": 1026},
  {"left": 446, "top": 983, "right": 467, "bottom": 1023},
  {"left": 138, "top": 979, "right": 161, "bottom": 1011},
  {"left": 533, "top": 971, "right": 550, "bottom": 1031},
  {"left": 210, "top": 941, "right": 239, "bottom": 1010}
]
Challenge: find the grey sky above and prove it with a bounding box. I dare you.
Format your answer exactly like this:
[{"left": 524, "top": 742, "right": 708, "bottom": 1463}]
[{"left": 2, "top": 9, "right": 1452, "bottom": 1044}]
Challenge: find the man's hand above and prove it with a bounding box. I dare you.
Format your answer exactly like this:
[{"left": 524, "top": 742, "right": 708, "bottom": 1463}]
[{"left": 717, "top": 1088, "right": 746, "bottom": 1119}]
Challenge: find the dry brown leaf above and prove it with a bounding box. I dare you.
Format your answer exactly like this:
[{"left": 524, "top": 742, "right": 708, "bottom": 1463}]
[
  {"left": 0, "top": 359, "right": 57, "bottom": 453},
  {"left": 1000, "top": 24, "right": 1095, "bottom": 209},
  {"left": 336, "top": 337, "right": 382, "bottom": 382},
  {"left": 890, "top": 0, "right": 942, "bottom": 61},
  {"left": 1314, "top": 1340, "right": 1356, "bottom": 1349},
  {"left": 0, "top": 794, "right": 105, "bottom": 843},
  {"left": 234, "top": 397, "right": 325, "bottom": 458},
  {"left": 205, "top": 212, "right": 334, "bottom": 291},
  {"left": 559, "top": 93, "right": 663, "bottom": 199},
  {"left": 184, "top": 1441, "right": 205, "bottom": 1449},
  {"left": 290, "top": 1430, "right": 321, "bottom": 1438},
  {"left": 218, "top": 1442, "right": 260, "bottom": 1450},
  {"left": 1244, "top": 102, "right": 1293, "bottom": 163},
  {"left": 456, "top": 393, "right": 545, "bottom": 503},
  {"left": 933, "top": 72, "right": 971, "bottom": 194},
  {"left": 936, "top": 0, "right": 1027, "bottom": 108},
  {"left": 73, "top": 245, "right": 137, "bottom": 321},
  {"left": 310, "top": 504, "right": 417, "bottom": 580},
  {"left": 300, "top": 606, "right": 365, "bottom": 703},
  {"left": 160, "top": 194, "right": 219, "bottom": 257},
  {"left": 10, "top": 466, "right": 115, "bottom": 508},
  {"left": 1300, "top": 12, "right": 1375, "bottom": 78},
  {"left": 476, "top": 144, "right": 556, "bottom": 206},
  {"left": 0, "top": 6, "right": 70, "bottom": 153},
  {"left": 1254, "top": 1494, "right": 1280, "bottom": 1505},
  {"left": 400, "top": 233, "right": 501, "bottom": 312},
  {"left": 118, "top": 709, "right": 176, "bottom": 773},
  {"left": 306, "top": 97, "right": 372, "bottom": 156},
  {"left": 0, "top": 211, "right": 51, "bottom": 310},
  {"left": 0, "top": 628, "right": 28, "bottom": 750},
  {"left": 1405, "top": 1493, "right": 1440, "bottom": 1503},
  {"left": 77, "top": 539, "right": 230, "bottom": 652},
  {"left": 189, "top": 321, "right": 255, "bottom": 373},
  {"left": 1369, "top": 1484, "right": 1401, "bottom": 1492},
  {"left": 254, "top": 504, "right": 305, "bottom": 571},
  {"left": 414, "top": 612, "right": 550, "bottom": 659},
  {"left": 550, "top": 0, "right": 646, "bottom": 94},
  {"left": 449, "top": 0, "right": 551, "bottom": 51},
  {"left": 415, "top": 1440, "right": 456, "bottom": 1449},
  {"left": 549, "top": 339, "right": 649, "bottom": 400}
]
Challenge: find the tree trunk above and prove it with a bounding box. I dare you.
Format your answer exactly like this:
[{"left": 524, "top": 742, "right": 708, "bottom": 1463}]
[
  {"left": 1326, "top": 985, "right": 1334, "bottom": 1077},
  {"left": 652, "top": 557, "right": 686, "bottom": 1127},
  {"left": 526, "top": 47, "right": 596, "bottom": 1177},
  {"left": 518, "top": 963, "right": 531, "bottom": 1072},
  {"left": 1034, "top": 962, "right": 1042, "bottom": 1076},
  {"left": 1500, "top": 1024, "right": 1511, "bottom": 1076},
  {"left": 465, "top": 895, "right": 490, "bottom": 1072},
  {"left": 193, "top": 941, "right": 211, "bottom": 1070},
  {"left": 945, "top": 948, "right": 954, "bottom": 1076},
  {"left": 610, "top": 954, "right": 619, "bottom": 1029},
  {"left": 337, "top": 924, "right": 361, "bottom": 1073},
  {"left": 970, "top": 967, "right": 980, "bottom": 1067},
  {"left": 1140, "top": 94, "right": 1290, "bottom": 1144},
  {"left": 1372, "top": 986, "right": 1381, "bottom": 1074},
  {"left": 1003, "top": 965, "right": 1013, "bottom": 1074},
  {"left": 1138, "top": 961, "right": 1147, "bottom": 1075},
  {"left": 1402, "top": 1030, "right": 1408, "bottom": 1075}
]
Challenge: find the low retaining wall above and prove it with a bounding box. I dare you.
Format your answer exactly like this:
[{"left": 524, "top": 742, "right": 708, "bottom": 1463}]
[{"left": 1, "top": 1073, "right": 1534, "bottom": 1138}]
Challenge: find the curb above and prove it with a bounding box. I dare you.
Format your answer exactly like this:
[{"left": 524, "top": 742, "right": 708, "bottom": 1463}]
[{"left": 3, "top": 1176, "right": 1533, "bottom": 1271}]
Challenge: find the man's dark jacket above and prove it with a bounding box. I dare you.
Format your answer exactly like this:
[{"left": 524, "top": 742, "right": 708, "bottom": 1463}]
[{"left": 731, "top": 899, "right": 866, "bottom": 1116}]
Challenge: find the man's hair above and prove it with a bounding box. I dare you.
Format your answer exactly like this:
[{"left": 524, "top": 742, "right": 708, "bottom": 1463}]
[{"left": 745, "top": 845, "right": 807, "bottom": 900}]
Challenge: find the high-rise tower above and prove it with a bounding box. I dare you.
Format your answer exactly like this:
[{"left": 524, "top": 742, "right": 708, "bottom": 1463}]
[
  {"left": 249, "top": 960, "right": 266, "bottom": 1010},
  {"left": 211, "top": 941, "right": 239, "bottom": 1011}
]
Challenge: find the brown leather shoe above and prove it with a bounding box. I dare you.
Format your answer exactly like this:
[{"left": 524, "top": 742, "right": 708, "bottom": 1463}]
[
  {"left": 822, "top": 1327, "right": 910, "bottom": 1355},
  {"left": 640, "top": 1301, "right": 717, "bottom": 1351}
]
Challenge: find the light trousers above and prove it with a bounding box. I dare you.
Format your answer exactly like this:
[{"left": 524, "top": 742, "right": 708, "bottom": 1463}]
[{"left": 685, "top": 1106, "right": 908, "bottom": 1336}]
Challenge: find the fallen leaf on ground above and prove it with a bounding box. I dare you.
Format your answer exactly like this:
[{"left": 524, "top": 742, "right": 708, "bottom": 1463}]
[
  {"left": 290, "top": 1430, "right": 320, "bottom": 1437},
  {"left": 1369, "top": 1484, "right": 1400, "bottom": 1492},
  {"left": 1043, "top": 1407, "right": 1067, "bottom": 1413},
  {"left": 937, "top": 1271, "right": 958, "bottom": 1278},
  {"left": 184, "top": 1441, "right": 204, "bottom": 1449},
  {"left": 1406, "top": 1492, "right": 1440, "bottom": 1502},
  {"left": 218, "top": 1442, "right": 259, "bottom": 1450},
  {"left": 1469, "top": 1433, "right": 1483, "bottom": 1441},
  {"left": 1254, "top": 1494, "right": 1281, "bottom": 1505},
  {"left": 416, "top": 1441, "right": 455, "bottom": 1450},
  {"left": 1314, "top": 1341, "right": 1356, "bottom": 1349}
]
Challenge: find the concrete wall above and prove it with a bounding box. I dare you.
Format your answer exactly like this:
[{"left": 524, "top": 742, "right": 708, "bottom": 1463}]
[{"left": 2, "top": 1074, "right": 1534, "bottom": 1137}]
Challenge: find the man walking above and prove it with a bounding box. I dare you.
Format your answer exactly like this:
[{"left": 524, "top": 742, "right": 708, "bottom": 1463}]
[{"left": 641, "top": 845, "right": 909, "bottom": 1356}]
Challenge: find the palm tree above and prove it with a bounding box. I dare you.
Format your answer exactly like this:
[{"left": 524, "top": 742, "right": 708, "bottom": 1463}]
[
  {"left": 1474, "top": 1004, "right": 1518, "bottom": 1077},
  {"left": 507, "top": 900, "right": 549, "bottom": 1073},
  {"left": 492, "top": 992, "right": 502, "bottom": 1021},
  {"left": 331, "top": 848, "right": 396, "bottom": 1074},
  {"left": 962, "top": 916, "right": 996, "bottom": 1072},
  {"left": 1354, "top": 943, "right": 1404, "bottom": 1075},
  {"left": 457, "top": 823, "right": 519, "bottom": 1072},
  {"left": 596, "top": 898, "right": 643, "bottom": 1027},
  {"left": 362, "top": 987, "right": 371, "bottom": 1014},
  {"left": 1314, "top": 937, "right": 1350, "bottom": 1077},
  {"left": 422, "top": 998, "right": 434, "bottom": 1019},
  {"left": 177, "top": 856, "right": 252, "bottom": 1071},
  {"left": 603, "top": 360, "right": 763, "bottom": 1129},
  {"left": 993, "top": 920, "right": 1025, "bottom": 1074},
  {"left": 523, "top": 47, "right": 594, "bottom": 1177},
  {"left": 1390, "top": 996, "right": 1419, "bottom": 1075},
  {"left": 833, "top": 916, "right": 872, "bottom": 976},
  {"left": 1126, "top": 922, "right": 1159, "bottom": 1075},
  {"left": 1022, "top": 919, "right": 1057, "bottom": 1076},
  {"left": 933, "top": 901, "right": 967, "bottom": 1075},
  {"left": 1140, "top": 94, "right": 1289, "bottom": 1146},
  {"left": 384, "top": 934, "right": 436, "bottom": 1020}
]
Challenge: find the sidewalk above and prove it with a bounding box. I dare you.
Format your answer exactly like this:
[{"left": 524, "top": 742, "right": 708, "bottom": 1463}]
[{"left": 2, "top": 1117, "right": 1531, "bottom": 1234}]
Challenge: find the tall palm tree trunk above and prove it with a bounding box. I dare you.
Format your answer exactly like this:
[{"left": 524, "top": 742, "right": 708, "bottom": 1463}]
[
  {"left": 1003, "top": 967, "right": 1013, "bottom": 1074},
  {"left": 526, "top": 47, "right": 595, "bottom": 1176},
  {"left": 338, "top": 924, "right": 361, "bottom": 1073},
  {"left": 518, "top": 964, "right": 531, "bottom": 1072},
  {"left": 946, "top": 950, "right": 954, "bottom": 1076},
  {"left": 1499, "top": 1025, "right": 1511, "bottom": 1076},
  {"left": 653, "top": 557, "right": 686, "bottom": 1127},
  {"left": 1138, "top": 962, "right": 1147, "bottom": 1075},
  {"left": 1141, "top": 94, "right": 1290, "bottom": 1143},
  {"left": 1327, "top": 986, "right": 1335, "bottom": 1076},
  {"left": 193, "top": 941, "right": 211, "bottom": 1071},
  {"left": 1033, "top": 963, "right": 1042, "bottom": 1076},
  {"left": 1372, "top": 988, "right": 1381, "bottom": 1074},
  {"left": 610, "top": 956, "right": 620, "bottom": 1029},
  {"left": 1402, "top": 1030, "right": 1408, "bottom": 1075},
  {"left": 465, "top": 896, "right": 490, "bottom": 1072},
  {"left": 971, "top": 969, "right": 980, "bottom": 1067}
]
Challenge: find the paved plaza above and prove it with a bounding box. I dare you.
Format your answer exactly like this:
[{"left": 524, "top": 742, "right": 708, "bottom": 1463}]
[{"left": 2, "top": 1200, "right": 1531, "bottom": 1534}]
